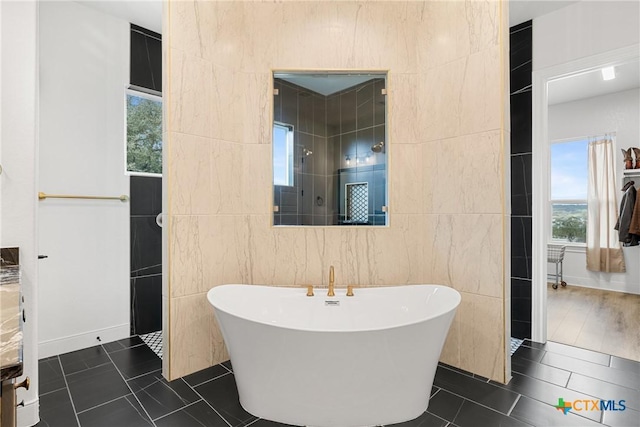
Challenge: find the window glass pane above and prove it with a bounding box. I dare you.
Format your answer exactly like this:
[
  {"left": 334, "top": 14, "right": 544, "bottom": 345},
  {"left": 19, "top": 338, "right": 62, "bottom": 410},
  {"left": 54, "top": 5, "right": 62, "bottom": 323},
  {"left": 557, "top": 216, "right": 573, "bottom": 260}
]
[
  {"left": 273, "top": 124, "right": 293, "bottom": 186},
  {"left": 550, "top": 139, "right": 588, "bottom": 200},
  {"left": 127, "top": 94, "right": 162, "bottom": 174},
  {"left": 551, "top": 202, "right": 587, "bottom": 243}
]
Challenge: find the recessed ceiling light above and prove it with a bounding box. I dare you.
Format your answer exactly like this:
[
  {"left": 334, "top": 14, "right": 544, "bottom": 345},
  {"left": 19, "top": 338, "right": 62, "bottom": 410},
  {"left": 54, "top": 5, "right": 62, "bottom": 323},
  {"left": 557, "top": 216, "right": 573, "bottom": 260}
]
[{"left": 601, "top": 66, "right": 616, "bottom": 81}]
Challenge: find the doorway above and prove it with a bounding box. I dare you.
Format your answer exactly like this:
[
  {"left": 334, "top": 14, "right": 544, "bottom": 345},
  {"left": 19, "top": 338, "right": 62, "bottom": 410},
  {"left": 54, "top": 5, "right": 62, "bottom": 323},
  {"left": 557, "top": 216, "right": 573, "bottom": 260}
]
[
  {"left": 37, "top": 2, "right": 163, "bottom": 359},
  {"left": 532, "top": 46, "right": 640, "bottom": 362}
]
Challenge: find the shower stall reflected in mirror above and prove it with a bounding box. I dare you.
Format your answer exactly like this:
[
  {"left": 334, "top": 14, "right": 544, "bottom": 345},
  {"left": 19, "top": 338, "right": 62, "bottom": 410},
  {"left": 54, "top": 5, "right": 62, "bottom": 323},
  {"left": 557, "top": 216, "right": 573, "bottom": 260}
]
[{"left": 272, "top": 72, "right": 387, "bottom": 226}]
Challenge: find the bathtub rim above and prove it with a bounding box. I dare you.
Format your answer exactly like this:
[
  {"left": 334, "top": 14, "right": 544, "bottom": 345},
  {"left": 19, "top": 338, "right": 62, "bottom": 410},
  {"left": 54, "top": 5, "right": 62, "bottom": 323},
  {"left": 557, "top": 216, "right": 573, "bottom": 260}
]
[{"left": 207, "top": 283, "right": 461, "bottom": 334}]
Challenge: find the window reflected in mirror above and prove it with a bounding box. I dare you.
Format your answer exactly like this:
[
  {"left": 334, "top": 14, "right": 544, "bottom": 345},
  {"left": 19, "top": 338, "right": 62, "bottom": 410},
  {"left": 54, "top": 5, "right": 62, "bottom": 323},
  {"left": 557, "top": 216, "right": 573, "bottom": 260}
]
[{"left": 272, "top": 71, "right": 388, "bottom": 226}]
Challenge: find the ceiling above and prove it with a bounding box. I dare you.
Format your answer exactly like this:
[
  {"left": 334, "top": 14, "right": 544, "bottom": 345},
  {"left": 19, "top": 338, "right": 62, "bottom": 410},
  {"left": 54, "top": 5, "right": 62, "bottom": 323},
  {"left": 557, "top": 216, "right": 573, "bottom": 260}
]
[
  {"left": 509, "top": 0, "right": 579, "bottom": 26},
  {"left": 548, "top": 61, "right": 640, "bottom": 105},
  {"left": 276, "top": 73, "right": 381, "bottom": 96},
  {"left": 75, "top": 0, "right": 162, "bottom": 34}
]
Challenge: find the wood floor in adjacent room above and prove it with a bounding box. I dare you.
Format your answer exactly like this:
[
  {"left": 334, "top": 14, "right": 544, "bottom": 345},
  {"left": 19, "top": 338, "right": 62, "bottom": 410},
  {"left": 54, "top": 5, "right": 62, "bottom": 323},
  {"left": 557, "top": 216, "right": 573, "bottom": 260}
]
[{"left": 547, "top": 284, "right": 640, "bottom": 362}]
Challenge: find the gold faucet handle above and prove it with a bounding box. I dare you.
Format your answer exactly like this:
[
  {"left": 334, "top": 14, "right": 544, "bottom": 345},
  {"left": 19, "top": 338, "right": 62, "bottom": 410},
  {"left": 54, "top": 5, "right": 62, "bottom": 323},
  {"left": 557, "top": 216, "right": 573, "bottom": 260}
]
[
  {"left": 305, "top": 285, "right": 314, "bottom": 297},
  {"left": 346, "top": 285, "right": 355, "bottom": 297}
]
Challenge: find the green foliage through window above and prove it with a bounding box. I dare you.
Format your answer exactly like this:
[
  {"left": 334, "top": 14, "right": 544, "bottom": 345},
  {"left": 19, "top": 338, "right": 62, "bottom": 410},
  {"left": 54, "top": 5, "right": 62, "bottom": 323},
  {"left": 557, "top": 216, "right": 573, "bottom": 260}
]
[
  {"left": 127, "top": 94, "right": 162, "bottom": 174},
  {"left": 552, "top": 203, "right": 587, "bottom": 243}
]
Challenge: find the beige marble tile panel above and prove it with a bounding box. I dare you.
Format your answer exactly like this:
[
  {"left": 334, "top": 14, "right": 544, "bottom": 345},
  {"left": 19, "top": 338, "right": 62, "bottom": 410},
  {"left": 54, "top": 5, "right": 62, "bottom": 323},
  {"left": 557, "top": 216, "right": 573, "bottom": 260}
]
[
  {"left": 169, "top": 215, "right": 258, "bottom": 297},
  {"left": 501, "top": 14, "right": 510, "bottom": 136},
  {"left": 169, "top": 0, "right": 260, "bottom": 71},
  {"left": 240, "top": 143, "right": 272, "bottom": 214},
  {"left": 253, "top": 224, "right": 397, "bottom": 289},
  {"left": 169, "top": 48, "right": 213, "bottom": 138},
  {"left": 259, "top": 2, "right": 422, "bottom": 72},
  {"left": 502, "top": 130, "right": 511, "bottom": 215},
  {"left": 238, "top": 2, "right": 283, "bottom": 72},
  {"left": 465, "top": 0, "right": 500, "bottom": 54},
  {"left": 439, "top": 304, "right": 461, "bottom": 368},
  {"left": 424, "top": 214, "right": 503, "bottom": 299},
  {"left": 500, "top": 0, "right": 510, "bottom": 131},
  {"left": 387, "top": 73, "right": 419, "bottom": 144},
  {"left": 169, "top": 292, "right": 228, "bottom": 380},
  {"left": 458, "top": 292, "right": 505, "bottom": 382},
  {"left": 243, "top": 73, "right": 271, "bottom": 145},
  {"left": 349, "top": 2, "right": 420, "bottom": 73},
  {"left": 320, "top": 215, "right": 425, "bottom": 287},
  {"left": 169, "top": 215, "right": 206, "bottom": 298},
  {"left": 423, "top": 131, "right": 503, "bottom": 214},
  {"left": 390, "top": 144, "right": 423, "bottom": 214},
  {"left": 417, "top": 0, "right": 500, "bottom": 70},
  {"left": 417, "top": 58, "right": 466, "bottom": 142},
  {"left": 255, "top": 216, "right": 326, "bottom": 286},
  {"left": 168, "top": 135, "right": 268, "bottom": 216},
  {"left": 210, "top": 64, "right": 244, "bottom": 143},
  {"left": 459, "top": 46, "right": 503, "bottom": 136},
  {"left": 167, "top": 0, "right": 214, "bottom": 60},
  {"left": 417, "top": 46, "right": 502, "bottom": 142},
  {"left": 162, "top": 295, "right": 169, "bottom": 379},
  {"left": 369, "top": 214, "right": 426, "bottom": 285},
  {"left": 416, "top": 1, "right": 471, "bottom": 69},
  {"left": 273, "top": 2, "right": 371, "bottom": 71},
  {"left": 168, "top": 133, "right": 215, "bottom": 215},
  {"left": 210, "top": 140, "right": 243, "bottom": 214}
]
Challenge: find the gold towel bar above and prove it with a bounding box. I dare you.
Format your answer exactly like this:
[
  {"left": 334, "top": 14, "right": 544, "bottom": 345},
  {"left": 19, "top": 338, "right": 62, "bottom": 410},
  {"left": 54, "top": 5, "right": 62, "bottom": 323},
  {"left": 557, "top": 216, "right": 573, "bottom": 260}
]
[{"left": 38, "top": 192, "right": 129, "bottom": 202}]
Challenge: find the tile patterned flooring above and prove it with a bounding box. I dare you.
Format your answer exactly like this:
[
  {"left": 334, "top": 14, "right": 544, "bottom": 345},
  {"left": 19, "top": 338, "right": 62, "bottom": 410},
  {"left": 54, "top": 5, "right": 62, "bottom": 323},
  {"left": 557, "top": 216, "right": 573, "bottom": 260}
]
[{"left": 36, "top": 337, "right": 640, "bottom": 427}]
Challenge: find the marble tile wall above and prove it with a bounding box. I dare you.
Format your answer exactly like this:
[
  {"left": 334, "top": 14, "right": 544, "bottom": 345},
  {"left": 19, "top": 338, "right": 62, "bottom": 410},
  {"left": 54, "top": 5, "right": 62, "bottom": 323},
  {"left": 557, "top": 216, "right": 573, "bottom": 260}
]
[
  {"left": 164, "top": 0, "right": 510, "bottom": 382},
  {"left": 509, "top": 21, "right": 533, "bottom": 339}
]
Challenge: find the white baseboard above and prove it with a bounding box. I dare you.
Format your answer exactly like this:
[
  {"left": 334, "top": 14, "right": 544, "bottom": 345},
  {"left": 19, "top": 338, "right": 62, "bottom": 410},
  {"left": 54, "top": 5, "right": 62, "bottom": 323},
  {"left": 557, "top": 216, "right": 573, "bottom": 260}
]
[
  {"left": 17, "top": 398, "right": 39, "bottom": 427},
  {"left": 38, "top": 323, "right": 130, "bottom": 358},
  {"left": 561, "top": 275, "right": 640, "bottom": 295}
]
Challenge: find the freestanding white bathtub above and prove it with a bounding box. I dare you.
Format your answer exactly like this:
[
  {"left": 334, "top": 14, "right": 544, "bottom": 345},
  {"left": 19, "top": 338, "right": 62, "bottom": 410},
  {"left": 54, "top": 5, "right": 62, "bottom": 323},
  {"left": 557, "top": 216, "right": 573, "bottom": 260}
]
[{"left": 207, "top": 284, "right": 461, "bottom": 427}]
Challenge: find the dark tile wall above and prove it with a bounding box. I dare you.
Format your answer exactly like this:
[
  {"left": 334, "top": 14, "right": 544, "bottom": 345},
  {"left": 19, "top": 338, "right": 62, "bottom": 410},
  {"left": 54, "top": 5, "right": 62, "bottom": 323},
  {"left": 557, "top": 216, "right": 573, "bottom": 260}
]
[
  {"left": 130, "top": 25, "right": 162, "bottom": 93},
  {"left": 130, "top": 176, "right": 162, "bottom": 335},
  {"left": 329, "top": 79, "right": 387, "bottom": 225},
  {"left": 510, "top": 21, "right": 533, "bottom": 339},
  {"left": 273, "top": 79, "right": 331, "bottom": 225}
]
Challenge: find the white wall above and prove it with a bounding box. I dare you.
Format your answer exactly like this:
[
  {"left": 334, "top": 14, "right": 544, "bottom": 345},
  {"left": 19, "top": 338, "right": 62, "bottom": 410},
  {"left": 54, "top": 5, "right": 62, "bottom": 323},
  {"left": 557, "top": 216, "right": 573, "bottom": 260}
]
[
  {"left": 1, "top": 1, "right": 40, "bottom": 425},
  {"left": 38, "top": 1, "right": 130, "bottom": 357},
  {"left": 533, "top": 1, "right": 639, "bottom": 71},
  {"left": 548, "top": 88, "right": 640, "bottom": 295}
]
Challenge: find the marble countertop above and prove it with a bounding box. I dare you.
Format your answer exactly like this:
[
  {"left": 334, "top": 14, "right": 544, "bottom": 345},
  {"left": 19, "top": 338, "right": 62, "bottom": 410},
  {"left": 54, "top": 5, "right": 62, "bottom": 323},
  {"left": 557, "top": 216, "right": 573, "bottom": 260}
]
[{"left": 1, "top": 250, "right": 23, "bottom": 381}]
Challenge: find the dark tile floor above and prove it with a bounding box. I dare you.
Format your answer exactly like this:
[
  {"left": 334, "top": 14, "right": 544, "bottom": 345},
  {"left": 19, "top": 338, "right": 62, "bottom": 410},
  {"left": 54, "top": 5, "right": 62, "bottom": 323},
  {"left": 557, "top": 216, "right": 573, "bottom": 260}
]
[{"left": 36, "top": 338, "right": 640, "bottom": 427}]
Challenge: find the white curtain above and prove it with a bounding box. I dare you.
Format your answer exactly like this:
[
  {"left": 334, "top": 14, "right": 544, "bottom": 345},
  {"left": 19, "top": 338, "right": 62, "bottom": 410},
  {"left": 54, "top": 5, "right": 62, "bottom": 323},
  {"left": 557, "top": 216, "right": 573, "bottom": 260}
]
[{"left": 586, "top": 138, "right": 626, "bottom": 272}]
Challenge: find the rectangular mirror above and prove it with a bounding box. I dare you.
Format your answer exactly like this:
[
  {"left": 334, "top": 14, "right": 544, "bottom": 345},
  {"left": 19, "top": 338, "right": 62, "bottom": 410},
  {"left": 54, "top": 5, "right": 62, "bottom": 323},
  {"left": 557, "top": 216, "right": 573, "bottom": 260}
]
[{"left": 273, "top": 71, "right": 388, "bottom": 226}]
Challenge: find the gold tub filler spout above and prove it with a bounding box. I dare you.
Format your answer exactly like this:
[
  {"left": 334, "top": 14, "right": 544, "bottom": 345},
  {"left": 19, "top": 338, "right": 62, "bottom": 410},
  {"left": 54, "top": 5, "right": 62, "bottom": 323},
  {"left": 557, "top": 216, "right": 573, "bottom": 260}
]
[{"left": 328, "top": 266, "right": 335, "bottom": 297}]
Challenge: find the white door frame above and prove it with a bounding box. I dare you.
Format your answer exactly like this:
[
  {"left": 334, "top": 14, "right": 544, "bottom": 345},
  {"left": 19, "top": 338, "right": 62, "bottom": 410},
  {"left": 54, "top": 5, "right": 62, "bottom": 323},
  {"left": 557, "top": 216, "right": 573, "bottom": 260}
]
[{"left": 531, "top": 44, "right": 640, "bottom": 343}]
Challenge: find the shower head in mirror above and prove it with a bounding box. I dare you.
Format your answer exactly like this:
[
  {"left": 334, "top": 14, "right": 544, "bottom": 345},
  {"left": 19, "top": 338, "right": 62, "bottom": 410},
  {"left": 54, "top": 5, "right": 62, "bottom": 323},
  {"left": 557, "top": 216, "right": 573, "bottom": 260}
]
[
  {"left": 303, "top": 147, "right": 313, "bottom": 156},
  {"left": 371, "top": 141, "right": 385, "bottom": 153}
]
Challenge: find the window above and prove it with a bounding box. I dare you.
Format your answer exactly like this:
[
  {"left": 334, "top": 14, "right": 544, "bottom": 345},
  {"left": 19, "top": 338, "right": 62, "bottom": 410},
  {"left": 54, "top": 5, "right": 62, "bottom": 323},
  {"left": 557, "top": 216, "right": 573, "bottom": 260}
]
[
  {"left": 126, "top": 92, "right": 162, "bottom": 174},
  {"left": 273, "top": 123, "right": 294, "bottom": 186},
  {"left": 550, "top": 138, "right": 588, "bottom": 243}
]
